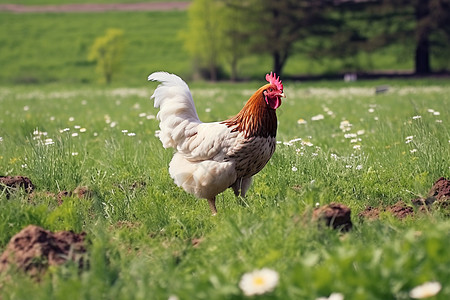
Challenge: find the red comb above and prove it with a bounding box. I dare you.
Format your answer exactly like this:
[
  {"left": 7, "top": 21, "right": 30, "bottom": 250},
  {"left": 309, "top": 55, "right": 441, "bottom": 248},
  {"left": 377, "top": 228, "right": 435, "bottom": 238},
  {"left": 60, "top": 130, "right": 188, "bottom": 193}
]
[{"left": 265, "top": 72, "right": 283, "bottom": 91}]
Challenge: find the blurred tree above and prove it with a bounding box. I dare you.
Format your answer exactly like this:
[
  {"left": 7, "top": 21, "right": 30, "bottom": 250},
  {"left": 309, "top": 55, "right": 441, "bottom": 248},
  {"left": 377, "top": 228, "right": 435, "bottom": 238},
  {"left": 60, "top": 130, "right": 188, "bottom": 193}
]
[
  {"left": 181, "top": 0, "right": 225, "bottom": 81},
  {"left": 233, "top": 0, "right": 338, "bottom": 76},
  {"left": 338, "top": 0, "right": 450, "bottom": 74},
  {"left": 88, "top": 29, "right": 125, "bottom": 84}
]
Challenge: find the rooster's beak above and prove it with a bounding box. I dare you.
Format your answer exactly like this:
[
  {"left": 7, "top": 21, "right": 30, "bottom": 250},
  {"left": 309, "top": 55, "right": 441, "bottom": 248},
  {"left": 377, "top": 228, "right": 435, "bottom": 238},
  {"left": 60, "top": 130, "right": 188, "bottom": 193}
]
[{"left": 279, "top": 93, "right": 286, "bottom": 98}]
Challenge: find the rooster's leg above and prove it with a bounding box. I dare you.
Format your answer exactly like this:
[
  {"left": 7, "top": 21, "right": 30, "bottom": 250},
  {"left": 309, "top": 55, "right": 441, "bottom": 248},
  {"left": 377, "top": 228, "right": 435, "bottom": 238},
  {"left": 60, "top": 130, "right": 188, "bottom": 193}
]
[{"left": 207, "top": 197, "right": 217, "bottom": 216}]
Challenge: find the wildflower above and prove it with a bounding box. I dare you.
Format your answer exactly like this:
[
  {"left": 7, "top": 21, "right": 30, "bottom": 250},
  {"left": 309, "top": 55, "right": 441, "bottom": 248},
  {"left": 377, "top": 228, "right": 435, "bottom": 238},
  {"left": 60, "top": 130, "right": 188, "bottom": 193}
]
[
  {"left": 344, "top": 133, "right": 357, "bottom": 139},
  {"left": 50, "top": 116, "right": 55, "bottom": 121},
  {"left": 292, "top": 166, "right": 298, "bottom": 172},
  {"left": 303, "top": 141, "right": 313, "bottom": 147},
  {"left": 356, "top": 165, "right": 363, "bottom": 170},
  {"left": 205, "top": 108, "right": 211, "bottom": 113},
  {"left": 330, "top": 153, "right": 338, "bottom": 160},
  {"left": 74, "top": 125, "right": 81, "bottom": 129},
  {"left": 405, "top": 136, "right": 414, "bottom": 144},
  {"left": 297, "top": 118, "right": 307, "bottom": 125},
  {"left": 21, "top": 164, "right": 27, "bottom": 168},
  {"left": 122, "top": 130, "right": 129, "bottom": 133},
  {"left": 0, "top": 137, "right": 2, "bottom": 142},
  {"left": 345, "top": 165, "right": 352, "bottom": 169},
  {"left": 239, "top": 268, "right": 279, "bottom": 296},
  {"left": 69, "top": 117, "right": 75, "bottom": 122},
  {"left": 168, "top": 295, "right": 179, "bottom": 300},
  {"left": 60, "top": 128, "right": 70, "bottom": 133},
  {"left": 315, "top": 202, "right": 320, "bottom": 207},
  {"left": 23, "top": 105, "right": 29, "bottom": 111},
  {"left": 139, "top": 112, "right": 147, "bottom": 118},
  {"left": 357, "top": 130, "right": 365, "bottom": 135},
  {"left": 412, "top": 115, "right": 422, "bottom": 120},
  {"left": 427, "top": 108, "right": 434, "bottom": 113},
  {"left": 339, "top": 120, "right": 352, "bottom": 132},
  {"left": 316, "top": 292, "right": 344, "bottom": 300},
  {"left": 110, "top": 121, "right": 117, "bottom": 128},
  {"left": 79, "top": 128, "right": 87, "bottom": 133},
  {"left": 433, "top": 111, "right": 440, "bottom": 116},
  {"left": 409, "top": 281, "right": 441, "bottom": 299},
  {"left": 312, "top": 153, "right": 318, "bottom": 157},
  {"left": 368, "top": 108, "right": 375, "bottom": 113},
  {"left": 71, "top": 133, "right": 79, "bottom": 137},
  {"left": 289, "top": 138, "right": 303, "bottom": 143},
  {"left": 353, "top": 145, "right": 361, "bottom": 150},
  {"left": 127, "top": 133, "right": 136, "bottom": 137},
  {"left": 410, "top": 149, "right": 418, "bottom": 153},
  {"left": 81, "top": 100, "right": 88, "bottom": 105},
  {"left": 44, "top": 138, "right": 54, "bottom": 145},
  {"left": 311, "top": 114, "right": 324, "bottom": 121},
  {"left": 71, "top": 152, "right": 79, "bottom": 156},
  {"left": 436, "top": 120, "right": 442, "bottom": 123},
  {"left": 146, "top": 114, "right": 156, "bottom": 120}
]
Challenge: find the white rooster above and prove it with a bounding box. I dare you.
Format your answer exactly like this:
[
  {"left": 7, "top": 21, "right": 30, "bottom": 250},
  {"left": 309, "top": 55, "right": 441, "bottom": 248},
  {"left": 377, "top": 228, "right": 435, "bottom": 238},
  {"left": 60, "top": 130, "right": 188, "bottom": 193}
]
[{"left": 148, "top": 72, "right": 284, "bottom": 215}]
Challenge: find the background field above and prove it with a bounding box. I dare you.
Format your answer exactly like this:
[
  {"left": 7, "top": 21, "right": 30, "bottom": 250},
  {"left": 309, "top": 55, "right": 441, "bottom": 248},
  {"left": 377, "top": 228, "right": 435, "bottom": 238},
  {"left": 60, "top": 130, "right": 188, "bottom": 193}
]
[
  {"left": 0, "top": 1, "right": 450, "bottom": 299},
  {"left": 0, "top": 8, "right": 416, "bottom": 85}
]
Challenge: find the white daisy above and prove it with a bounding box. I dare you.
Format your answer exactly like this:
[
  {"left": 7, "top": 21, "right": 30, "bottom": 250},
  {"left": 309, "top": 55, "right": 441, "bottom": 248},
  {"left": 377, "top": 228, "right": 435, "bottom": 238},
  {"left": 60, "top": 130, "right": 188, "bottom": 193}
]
[
  {"left": 409, "top": 281, "right": 441, "bottom": 299},
  {"left": 316, "top": 292, "right": 344, "bottom": 300},
  {"left": 239, "top": 268, "right": 279, "bottom": 296}
]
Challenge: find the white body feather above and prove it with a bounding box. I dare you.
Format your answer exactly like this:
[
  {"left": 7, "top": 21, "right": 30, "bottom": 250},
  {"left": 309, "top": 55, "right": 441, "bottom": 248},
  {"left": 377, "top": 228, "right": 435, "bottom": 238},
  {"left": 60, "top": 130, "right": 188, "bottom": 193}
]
[{"left": 148, "top": 72, "right": 275, "bottom": 200}]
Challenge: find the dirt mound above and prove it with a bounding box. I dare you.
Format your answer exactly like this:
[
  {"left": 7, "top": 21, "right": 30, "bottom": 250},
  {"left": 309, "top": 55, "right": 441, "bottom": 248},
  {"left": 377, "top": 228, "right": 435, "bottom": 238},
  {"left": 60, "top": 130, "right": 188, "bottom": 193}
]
[
  {"left": 0, "top": 225, "right": 87, "bottom": 277},
  {"left": 360, "top": 178, "right": 450, "bottom": 220},
  {"left": 312, "top": 202, "right": 353, "bottom": 231},
  {"left": 358, "top": 201, "right": 414, "bottom": 220},
  {"left": 0, "top": 176, "right": 34, "bottom": 197},
  {"left": 412, "top": 177, "right": 450, "bottom": 208},
  {"left": 56, "top": 186, "right": 92, "bottom": 205}
]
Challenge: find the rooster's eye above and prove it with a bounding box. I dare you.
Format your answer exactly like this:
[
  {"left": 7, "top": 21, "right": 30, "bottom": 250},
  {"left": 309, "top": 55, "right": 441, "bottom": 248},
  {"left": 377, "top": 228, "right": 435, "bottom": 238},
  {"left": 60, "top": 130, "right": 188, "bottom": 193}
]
[{"left": 269, "top": 88, "right": 273, "bottom": 92}]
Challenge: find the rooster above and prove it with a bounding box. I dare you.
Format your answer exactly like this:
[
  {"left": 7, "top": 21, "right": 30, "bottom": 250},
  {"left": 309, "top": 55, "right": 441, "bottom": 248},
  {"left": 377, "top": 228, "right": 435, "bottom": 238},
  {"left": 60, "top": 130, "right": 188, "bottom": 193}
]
[{"left": 148, "top": 72, "right": 284, "bottom": 215}]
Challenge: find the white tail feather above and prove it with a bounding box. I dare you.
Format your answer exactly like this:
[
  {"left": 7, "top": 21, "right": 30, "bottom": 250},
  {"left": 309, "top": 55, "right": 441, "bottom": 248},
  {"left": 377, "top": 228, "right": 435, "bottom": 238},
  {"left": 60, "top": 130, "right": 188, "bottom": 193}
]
[{"left": 148, "top": 72, "right": 201, "bottom": 149}]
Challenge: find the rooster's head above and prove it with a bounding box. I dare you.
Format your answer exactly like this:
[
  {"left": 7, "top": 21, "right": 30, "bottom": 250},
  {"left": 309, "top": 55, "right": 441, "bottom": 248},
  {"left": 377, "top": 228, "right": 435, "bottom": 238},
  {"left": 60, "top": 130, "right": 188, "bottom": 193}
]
[{"left": 263, "top": 72, "right": 285, "bottom": 110}]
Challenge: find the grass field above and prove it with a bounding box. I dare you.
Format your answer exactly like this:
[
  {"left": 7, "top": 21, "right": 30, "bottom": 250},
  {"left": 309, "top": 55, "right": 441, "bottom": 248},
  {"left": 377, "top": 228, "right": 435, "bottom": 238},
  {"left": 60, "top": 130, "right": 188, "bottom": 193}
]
[
  {"left": 0, "top": 8, "right": 419, "bottom": 86},
  {"left": 0, "top": 78, "right": 449, "bottom": 299}
]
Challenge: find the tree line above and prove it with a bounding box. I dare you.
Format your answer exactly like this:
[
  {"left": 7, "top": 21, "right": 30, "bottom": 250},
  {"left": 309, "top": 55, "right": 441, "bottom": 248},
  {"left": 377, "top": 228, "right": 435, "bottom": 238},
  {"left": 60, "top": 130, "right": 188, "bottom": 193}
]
[{"left": 181, "top": 0, "right": 450, "bottom": 80}]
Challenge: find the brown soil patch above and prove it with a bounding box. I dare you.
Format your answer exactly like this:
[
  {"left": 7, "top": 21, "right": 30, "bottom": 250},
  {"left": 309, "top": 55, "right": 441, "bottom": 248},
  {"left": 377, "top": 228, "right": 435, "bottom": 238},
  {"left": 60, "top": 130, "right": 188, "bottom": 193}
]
[
  {"left": 0, "top": 225, "right": 86, "bottom": 278},
  {"left": 360, "top": 177, "right": 450, "bottom": 220},
  {"left": 0, "top": 176, "right": 34, "bottom": 197},
  {"left": 0, "top": 2, "right": 190, "bottom": 13},
  {"left": 312, "top": 202, "right": 353, "bottom": 231}
]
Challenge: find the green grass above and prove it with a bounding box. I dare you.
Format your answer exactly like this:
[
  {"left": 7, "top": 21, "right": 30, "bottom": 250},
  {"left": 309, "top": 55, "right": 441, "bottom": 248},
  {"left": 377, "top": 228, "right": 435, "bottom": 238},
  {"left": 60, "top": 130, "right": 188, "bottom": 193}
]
[
  {"left": 0, "top": 9, "right": 428, "bottom": 86},
  {"left": 0, "top": 79, "right": 449, "bottom": 299},
  {"left": 0, "top": 11, "right": 191, "bottom": 85}
]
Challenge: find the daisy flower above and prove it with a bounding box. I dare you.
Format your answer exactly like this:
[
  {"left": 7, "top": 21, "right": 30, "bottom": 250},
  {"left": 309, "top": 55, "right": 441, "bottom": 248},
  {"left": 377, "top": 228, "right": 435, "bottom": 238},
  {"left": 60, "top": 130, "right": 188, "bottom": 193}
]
[
  {"left": 239, "top": 268, "right": 279, "bottom": 296},
  {"left": 316, "top": 292, "right": 344, "bottom": 300},
  {"left": 409, "top": 281, "right": 441, "bottom": 299}
]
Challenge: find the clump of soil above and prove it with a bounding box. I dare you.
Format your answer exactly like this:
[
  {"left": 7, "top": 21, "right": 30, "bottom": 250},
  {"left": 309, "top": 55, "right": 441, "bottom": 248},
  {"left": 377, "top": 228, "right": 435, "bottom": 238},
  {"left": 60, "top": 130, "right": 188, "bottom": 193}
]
[
  {"left": 360, "top": 177, "right": 450, "bottom": 220},
  {"left": 56, "top": 186, "right": 92, "bottom": 205},
  {"left": 0, "top": 225, "right": 87, "bottom": 277},
  {"left": 312, "top": 202, "right": 353, "bottom": 231},
  {"left": 412, "top": 177, "right": 450, "bottom": 209},
  {"left": 0, "top": 176, "right": 34, "bottom": 197}
]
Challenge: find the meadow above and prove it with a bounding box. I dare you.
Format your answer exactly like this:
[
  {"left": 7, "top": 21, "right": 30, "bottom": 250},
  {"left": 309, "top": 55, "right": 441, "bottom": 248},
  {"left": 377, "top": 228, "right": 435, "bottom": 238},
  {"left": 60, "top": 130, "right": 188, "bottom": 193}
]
[
  {"left": 0, "top": 8, "right": 416, "bottom": 86},
  {"left": 0, "top": 3, "right": 449, "bottom": 299},
  {"left": 0, "top": 78, "right": 449, "bottom": 299}
]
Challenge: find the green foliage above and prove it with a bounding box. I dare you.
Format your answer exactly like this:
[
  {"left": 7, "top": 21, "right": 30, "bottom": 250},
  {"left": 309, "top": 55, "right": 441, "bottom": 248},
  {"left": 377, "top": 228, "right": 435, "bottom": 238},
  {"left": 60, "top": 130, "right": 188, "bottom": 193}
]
[
  {"left": 181, "top": 0, "right": 226, "bottom": 81},
  {"left": 0, "top": 11, "right": 190, "bottom": 85},
  {"left": 88, "top": 28, "right": 125, "bottom": 84},
  {"left": 0, "top": 80, "right": 449, "bottom": 299}
]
